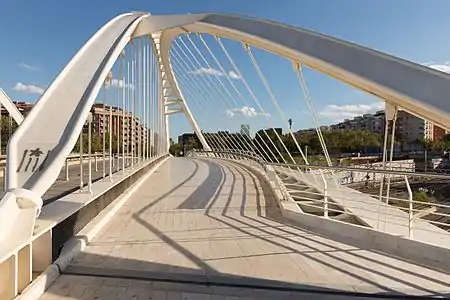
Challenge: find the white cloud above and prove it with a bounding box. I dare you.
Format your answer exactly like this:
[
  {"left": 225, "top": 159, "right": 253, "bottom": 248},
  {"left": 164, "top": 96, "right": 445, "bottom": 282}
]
[
  {"left": 12, "top": 82, "right": 44, "bottom": 94},
  {"left": 191, "top": 67, "right": 223, "bottom": 77},
  {"left": 226, "top": 106, "right": 270, "bottom": 118},
  {"left": 426, "top": 63, "right": 450, "bottom": 74},
  {"left": 17, "top": 63, "right": 40, "bottom": 71},
  {"left": 191, "top": 67, "right": 241, "bottom": 80},
  {"left": 105, "top": 78, "right": 134, "bottom": 89},
  {"left": 228, "top": 70, "right": 241, "bottom": 80},
  {"left": 319, "top": 102, "right": 384, "bottom": 121},
  {"left": 226, "top": 110, "right": 234, "bottom": 118}
]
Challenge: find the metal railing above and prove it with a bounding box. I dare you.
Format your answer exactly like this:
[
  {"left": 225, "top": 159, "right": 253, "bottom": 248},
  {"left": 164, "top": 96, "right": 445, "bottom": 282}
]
[
  {"left": 0, "top": 153, "right": 170, "bottom": 299},
  {"left": 190, "top": 149, "right": 450, "bottom": 244}
]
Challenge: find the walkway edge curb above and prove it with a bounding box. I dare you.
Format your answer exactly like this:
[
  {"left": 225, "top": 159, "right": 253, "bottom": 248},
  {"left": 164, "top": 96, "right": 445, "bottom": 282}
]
[{"left": 16, "top": 157, "right": 170, "bottom": 300}]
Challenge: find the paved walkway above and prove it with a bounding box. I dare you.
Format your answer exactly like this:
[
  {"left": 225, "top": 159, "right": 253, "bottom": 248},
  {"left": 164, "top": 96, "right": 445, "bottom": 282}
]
[{"left": 40, "top": 158, "right": 450, "bottom": 299}]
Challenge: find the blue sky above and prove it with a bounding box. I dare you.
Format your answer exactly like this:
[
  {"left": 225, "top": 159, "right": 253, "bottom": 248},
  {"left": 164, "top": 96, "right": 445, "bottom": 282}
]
[{"left": 1, "top": 0, "right": 450, "bottom": 139}]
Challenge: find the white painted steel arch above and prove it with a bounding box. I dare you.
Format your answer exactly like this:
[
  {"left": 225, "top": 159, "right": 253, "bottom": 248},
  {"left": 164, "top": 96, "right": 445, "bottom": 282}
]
[
  {"left": 156, "top": 14, "right": 450, "bottom": 133},
  {"left": 0, "top": 88, "right": 24, "bottom": 125},
  {"left": 8, "top": 12, "right": 450, "bottom": 198},
  {"left": 2, "top": 12, "right": 450, "bottom": 249}
]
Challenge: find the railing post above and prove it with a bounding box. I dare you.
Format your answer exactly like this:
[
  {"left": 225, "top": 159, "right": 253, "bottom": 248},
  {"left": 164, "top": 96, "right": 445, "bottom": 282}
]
[
  {"left": 2, "top": 166, "right": 5, "bottom": 191},
  {"left": 79, "top": 133, "right": 84, "bottom": 191},
  {"left": 65, "top": 158, "right": 69, "bottom": 181},
  {"left": 405, "top": 175, "right": 413, "bottom": 239},
  {"left": 321, "top": 171, "right": 328, "bottom": 218}
]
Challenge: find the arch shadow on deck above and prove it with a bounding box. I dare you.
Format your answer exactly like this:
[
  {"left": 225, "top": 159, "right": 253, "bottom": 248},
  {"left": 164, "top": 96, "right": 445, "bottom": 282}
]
[{"left": 41, "top": 158, "right": 450, "bottom": 299}]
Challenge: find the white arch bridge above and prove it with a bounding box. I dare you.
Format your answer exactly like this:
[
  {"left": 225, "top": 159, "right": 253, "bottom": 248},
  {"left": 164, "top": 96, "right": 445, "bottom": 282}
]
[{"left": 2, "top": 12, "right": 450, "bottom": 299}]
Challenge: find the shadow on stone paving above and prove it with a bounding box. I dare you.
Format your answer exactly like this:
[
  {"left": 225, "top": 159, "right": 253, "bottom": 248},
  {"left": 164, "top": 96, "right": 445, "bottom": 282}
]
[{"left": 47, "top": 158, "right": 450, "bottom": 299}]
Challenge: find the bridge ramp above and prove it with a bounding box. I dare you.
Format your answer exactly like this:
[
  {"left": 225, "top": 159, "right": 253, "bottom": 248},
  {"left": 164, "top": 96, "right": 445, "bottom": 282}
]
[{"left": 40, "top": 158, "right": 450, "bottom": 299}]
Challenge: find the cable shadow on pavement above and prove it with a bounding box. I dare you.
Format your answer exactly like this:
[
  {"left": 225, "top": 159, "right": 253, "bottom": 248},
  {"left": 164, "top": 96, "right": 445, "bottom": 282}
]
[
  {"left": 61, "top": 157, "right": 450, "bottom": 299},
  {"left": 219, "top": 159, "right": 450, "bottom": 297}
]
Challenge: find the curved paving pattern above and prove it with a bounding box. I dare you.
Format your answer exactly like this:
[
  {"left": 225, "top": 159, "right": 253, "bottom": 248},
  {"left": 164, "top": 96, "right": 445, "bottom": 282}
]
[{"left": 40, "top": 158, "right": 450, "bottom": 299}]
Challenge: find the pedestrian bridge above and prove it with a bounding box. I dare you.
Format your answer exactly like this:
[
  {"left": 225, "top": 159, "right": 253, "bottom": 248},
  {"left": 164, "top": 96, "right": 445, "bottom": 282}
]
[
  {"left": 37, "top": 157, "right": 450, "bottom": 299},
  {"left": 2, "top": 11, "right": 450, "bottom": 300}
]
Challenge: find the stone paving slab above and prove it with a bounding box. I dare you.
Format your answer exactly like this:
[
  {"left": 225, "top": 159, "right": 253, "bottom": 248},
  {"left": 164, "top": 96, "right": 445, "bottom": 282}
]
[
  {"left": 39, "top": 275, "right": 378, "bottom": 300},
  {"left": 41, "top": 158, "right": 450, "bottom": 299}
]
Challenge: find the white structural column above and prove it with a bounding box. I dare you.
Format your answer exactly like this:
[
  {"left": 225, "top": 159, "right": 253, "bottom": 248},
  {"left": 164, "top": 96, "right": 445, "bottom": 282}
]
[
  {"left": 165, "top": 107, "right": 170, "bottom": 150},
  {"left": 0, "top": 88, "right": 24, "bottom": 126},
  {"left": 137, "top": 37, "right": 142, "bottom": 162},
  {"left": 102, "top": 83, "right": 106, "bottom": 178},
  {"left": 122, "top": 55, "right": 126, "bottom": 172},
  {"left": 131, "top": 40, "right": 136, "bottom": 168},
  {"left": 143, "top": 42, "right": 147, "bottom": 159},
  {"left": 151, "top": 31, "right": 210, "bottom": 151}
]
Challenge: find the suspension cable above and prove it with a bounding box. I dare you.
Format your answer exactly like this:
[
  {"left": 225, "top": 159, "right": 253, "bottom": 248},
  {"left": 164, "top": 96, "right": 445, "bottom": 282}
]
[
  {"left": 171, "top": 55, "right": 234, "bottom": 150},
  {"left": 174, "top": 38, "right": 251, "bottom": 153},
  {"left": 183, "top": 35, "right": 263, "bottom": 155},
  {"left": 215, "top": 37, "right": 287, "bottom": 164},
  {"left": 195, "top": 33, "right": 276, "bottom": 162},
  {"left": 292, "top": 62, "right": 331, "bottom": 166},
  {"left": 171, "top": 43, "right": 248, "bottom": 153},
  {"left": 245, "top": 44, "right": 307, "bottom": 165}
]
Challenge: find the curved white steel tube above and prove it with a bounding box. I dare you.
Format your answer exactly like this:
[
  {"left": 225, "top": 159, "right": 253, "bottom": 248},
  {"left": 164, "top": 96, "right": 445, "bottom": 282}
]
[
  {"left": 6, "top": 13, "right": 147, "bottom": 195},
  {"left": 7, "top": 12, "right": 450, "bottom": 199},
  {"left": 0, "top": 88, "right": 24, "bottom": 125},
  {"left": 2, "top": 10, "right": 450, "bottom": 259}
]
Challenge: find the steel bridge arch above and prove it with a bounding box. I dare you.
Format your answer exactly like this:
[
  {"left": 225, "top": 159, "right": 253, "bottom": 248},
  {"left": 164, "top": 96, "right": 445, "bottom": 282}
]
[{"left": 7, "top": 12, "right": 450, "bottom": 199}]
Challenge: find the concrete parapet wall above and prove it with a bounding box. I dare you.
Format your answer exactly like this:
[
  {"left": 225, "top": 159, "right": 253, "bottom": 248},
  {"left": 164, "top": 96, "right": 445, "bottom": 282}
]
[
  {"left": 230, "top": 156, "right": 450, "bottom": 272},
  {"left": 281, "top": 203, "right": 450, "bottom": 272}
]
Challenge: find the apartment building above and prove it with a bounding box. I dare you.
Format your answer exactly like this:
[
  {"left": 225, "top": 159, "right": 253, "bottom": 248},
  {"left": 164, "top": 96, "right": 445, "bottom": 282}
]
[
  {"left": 326, "top": 109, "right": 447, "bottom": 150},
  {"left": 329, "top": 110, "right": 386, "bottom": 134},
  {"left": 87, "top": 103, "right": 149, "bottom": 148},
  {"left": 178, "top": 133, "right": 197, "bottom": 146},
  {"left": 433, "top": 125, "right": 447, "bottom": 141},
  {"left": 395, "top": 111, "right": 428, "bottom": 147},
  {"left": 296, "top": 126, "right": 330, "bottom": 134},
  {"left": 240, "top": 124, "right": 251, "bottom": 137},
  {"left": 1, "top": 101, "right": 34, "bottom": 117}
]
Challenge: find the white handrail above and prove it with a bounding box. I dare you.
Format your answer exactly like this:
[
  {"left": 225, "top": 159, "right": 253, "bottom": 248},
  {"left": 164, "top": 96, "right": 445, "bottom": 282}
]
[
  {"left": 405, "top": 175, "right": 413, "bottom": 239},
  {"left": 321, "top": 172, "right": 328, "bottom": 218},
  {"left": 194, "top": 149, "right": 450, "bottom": 241}
]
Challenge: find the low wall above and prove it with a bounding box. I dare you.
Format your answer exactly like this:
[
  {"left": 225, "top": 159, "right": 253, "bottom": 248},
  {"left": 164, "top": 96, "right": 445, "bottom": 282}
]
[
  {"left": 229, "top": 156, "right": 450, "bottom": 273},
  {"left": 281, "top": 207, "right": 450, "bottom": 272},
  {"left": 51, "top": 154, "right": 168, "bottom": 260}
]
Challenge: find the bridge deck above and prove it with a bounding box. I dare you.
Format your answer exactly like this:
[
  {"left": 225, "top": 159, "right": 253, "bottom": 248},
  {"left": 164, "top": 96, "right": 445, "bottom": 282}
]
[{"left": 40, "top": 158, "right": 450, "bottom": 299}]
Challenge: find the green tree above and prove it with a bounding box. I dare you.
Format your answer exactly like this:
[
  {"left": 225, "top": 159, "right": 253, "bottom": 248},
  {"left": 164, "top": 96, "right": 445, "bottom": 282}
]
[
  {"left": 1, "top": 116, "right": 19, "bottom": 150},
  {"left": 169, "top": 143, "right": 183, "bottom": 156},
  {"left": 73, "top": 133, "right": 116, "bottom": 154},
  {"left": 420, "top": 138, "right": 433, "bottom": 151}
]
